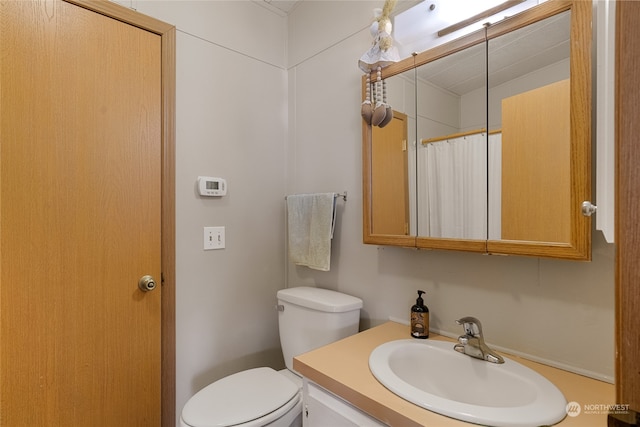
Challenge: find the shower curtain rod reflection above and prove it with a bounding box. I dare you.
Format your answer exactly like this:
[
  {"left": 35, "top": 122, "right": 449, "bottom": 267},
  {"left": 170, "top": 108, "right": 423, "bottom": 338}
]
[
  {"left": 421, "top": 128, "right": 502, "bottom": 145},
  {"left": 285, "top": 191, "right": 348, "bottom": 201}
]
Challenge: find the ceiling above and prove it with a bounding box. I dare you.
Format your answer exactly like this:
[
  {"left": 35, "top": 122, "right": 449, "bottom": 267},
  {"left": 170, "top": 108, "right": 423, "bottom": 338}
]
[
  {"left": 260, "top": 1, "right": 569, "bottom": 96},
  {"left": 261, "top": 0, "right": 421, "bottom": 17},
  {"left": 415, "top": 10, "right": 570, "bottom": 95},
  {"left": 260, "top": 0, "right": 300, "bottom": 15},
  {"left": 259, "top": 1, "right": 420, "bottom": 17}
]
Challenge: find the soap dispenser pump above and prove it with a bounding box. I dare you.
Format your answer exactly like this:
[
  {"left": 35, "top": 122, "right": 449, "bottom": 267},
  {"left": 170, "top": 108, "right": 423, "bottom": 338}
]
[{"left": 411, "top": 290, "right": 429, "bottom": 339}]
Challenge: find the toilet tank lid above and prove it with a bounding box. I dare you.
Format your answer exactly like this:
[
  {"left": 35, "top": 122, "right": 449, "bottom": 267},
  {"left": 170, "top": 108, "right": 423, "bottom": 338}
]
[{"left": 277, "top": 287, "right": 363, "bottom": 313}]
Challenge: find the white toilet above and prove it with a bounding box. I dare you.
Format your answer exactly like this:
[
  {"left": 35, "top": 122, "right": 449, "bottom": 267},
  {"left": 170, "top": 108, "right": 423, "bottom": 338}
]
[{"left": 180, "top": 286, "right": 363, "bottom": 427}]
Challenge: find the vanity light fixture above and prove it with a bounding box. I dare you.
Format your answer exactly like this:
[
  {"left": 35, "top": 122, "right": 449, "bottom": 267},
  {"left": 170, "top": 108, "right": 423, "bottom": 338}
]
[
  {"left": 437, "top": 0, "right": 527, "bottom": 37},
  {"left": 393, "top": 0, "right": 532, "bottom": 57}
]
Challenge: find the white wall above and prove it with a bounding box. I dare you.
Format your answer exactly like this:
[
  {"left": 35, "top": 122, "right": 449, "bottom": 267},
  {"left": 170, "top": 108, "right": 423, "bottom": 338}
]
[{"left": 287, "top": 0, "right": 614, "bottom": 383}]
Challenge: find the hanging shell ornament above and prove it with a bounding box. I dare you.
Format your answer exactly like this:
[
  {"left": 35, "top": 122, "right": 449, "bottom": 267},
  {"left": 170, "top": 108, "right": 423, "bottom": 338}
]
[
  {"left": 378, "top": 77, "right": 394, "bottom": 128},
  {"left": 361, "top": 72, "right": 373, "bottom": 125},
  {"left": 358, "top": 0, "right": 399, "bottom": 126},
  {"left": 371, "top": 67, "right": 387, "bottom": 126}
]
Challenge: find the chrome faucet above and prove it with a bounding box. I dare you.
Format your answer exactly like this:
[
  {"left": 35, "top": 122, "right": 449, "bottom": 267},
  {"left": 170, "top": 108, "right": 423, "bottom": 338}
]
[{"left": 453, "top": 317, "right": 504, "bottom": 364}]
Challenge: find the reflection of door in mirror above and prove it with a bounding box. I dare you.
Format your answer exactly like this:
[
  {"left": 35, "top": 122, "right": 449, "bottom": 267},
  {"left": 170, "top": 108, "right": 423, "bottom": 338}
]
[
  {"left": 371, "top": 112, "right": 409, "bottom": 235},
  {"left": 367, "top": 69, "right": 417, "bottom": 240},
  {"left": 501, "top": 79, "right": 570, "bottom": 242},
  {"left": 487, "top": 10, "right": 571, "bottom": 243}
]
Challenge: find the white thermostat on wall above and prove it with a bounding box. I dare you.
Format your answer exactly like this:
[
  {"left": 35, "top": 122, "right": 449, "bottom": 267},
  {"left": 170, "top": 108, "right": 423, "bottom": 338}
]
[{"left": 198, "top": 176, "right": 227, "bottom": 197}]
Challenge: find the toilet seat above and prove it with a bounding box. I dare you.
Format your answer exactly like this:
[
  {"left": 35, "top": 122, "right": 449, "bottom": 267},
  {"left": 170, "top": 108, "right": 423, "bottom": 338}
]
[{"left": 181, "top": 367, "right": 300, "bottom": 427}]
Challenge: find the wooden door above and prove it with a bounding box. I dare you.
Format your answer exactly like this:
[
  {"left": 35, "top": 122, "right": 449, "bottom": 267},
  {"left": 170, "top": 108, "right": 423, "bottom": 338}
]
[
  {"left": 0, "top": 1, "right": 173, "bottom": 425},
  {"left": 501, "top": 79, "right": 571, "bottom": 242},
  {"left": 616, "top": 0, "right": 640, "bottom": 412},
  {"left": 371, "top": 112, "right": 410, "bottom": 235}
]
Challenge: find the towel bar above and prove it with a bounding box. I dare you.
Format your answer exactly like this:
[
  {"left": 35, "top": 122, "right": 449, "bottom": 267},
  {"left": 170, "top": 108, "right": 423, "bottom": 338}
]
[{"left": 285, "top": 191, "right": 347, "bottom": 202}]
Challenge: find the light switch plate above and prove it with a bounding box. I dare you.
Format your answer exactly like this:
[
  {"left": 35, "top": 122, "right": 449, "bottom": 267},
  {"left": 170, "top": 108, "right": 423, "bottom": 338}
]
[{"left": 204, "top": 226, "right": 225, "bottom": 250}]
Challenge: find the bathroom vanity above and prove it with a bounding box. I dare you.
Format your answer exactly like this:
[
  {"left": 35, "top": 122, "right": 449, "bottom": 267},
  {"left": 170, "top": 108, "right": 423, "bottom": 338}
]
[{"left": 294, "top": 322, "right": 614, "bottom": 426}]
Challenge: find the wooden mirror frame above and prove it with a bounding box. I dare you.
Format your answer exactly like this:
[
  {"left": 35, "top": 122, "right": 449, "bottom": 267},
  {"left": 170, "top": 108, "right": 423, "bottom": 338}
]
[{"left": 363, "top": 0, "right": 591, "bottom": 260}]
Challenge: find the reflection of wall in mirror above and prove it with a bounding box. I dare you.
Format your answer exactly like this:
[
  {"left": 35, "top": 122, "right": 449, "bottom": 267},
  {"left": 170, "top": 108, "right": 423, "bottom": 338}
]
[
  {"left": 417, "top": 78, "right": 460, "bottom": 137},
  {"left": 485, "top": 59, "right": 570, "bottom": 131}
]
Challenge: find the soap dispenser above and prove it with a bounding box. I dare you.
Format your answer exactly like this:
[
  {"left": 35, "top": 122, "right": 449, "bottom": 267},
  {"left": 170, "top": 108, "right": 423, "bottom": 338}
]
[{"left": 411, "top": 290, "right": 429, "bottom": 339}]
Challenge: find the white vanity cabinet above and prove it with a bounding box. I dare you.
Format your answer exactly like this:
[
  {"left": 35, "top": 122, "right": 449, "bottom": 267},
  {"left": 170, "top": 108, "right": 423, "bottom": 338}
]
[{"left": 302, "top": 379, "right": 387, "bottom": 427}]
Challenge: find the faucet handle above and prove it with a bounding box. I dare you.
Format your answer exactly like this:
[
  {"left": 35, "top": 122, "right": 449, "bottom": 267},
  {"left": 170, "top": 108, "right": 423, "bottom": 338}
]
[{"left": 455, "top": 316, "right": 483, "bottom": 337}]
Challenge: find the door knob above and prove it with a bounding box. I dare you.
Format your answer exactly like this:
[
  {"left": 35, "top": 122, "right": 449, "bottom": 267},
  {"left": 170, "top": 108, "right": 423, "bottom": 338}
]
[{"left": 138, "top": 275, "right": 157, "bottom": 292}]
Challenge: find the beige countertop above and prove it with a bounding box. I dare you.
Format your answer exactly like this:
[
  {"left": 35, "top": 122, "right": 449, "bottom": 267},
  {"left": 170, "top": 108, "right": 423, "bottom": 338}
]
[{"left": 293, "top": 321, "right": 615, "bottom": 427}]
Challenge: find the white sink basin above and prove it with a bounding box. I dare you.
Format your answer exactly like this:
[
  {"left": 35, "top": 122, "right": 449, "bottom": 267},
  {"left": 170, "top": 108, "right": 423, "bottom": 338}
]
[{"left": 369, "top": 339, "right": 567, "bottom": 427}]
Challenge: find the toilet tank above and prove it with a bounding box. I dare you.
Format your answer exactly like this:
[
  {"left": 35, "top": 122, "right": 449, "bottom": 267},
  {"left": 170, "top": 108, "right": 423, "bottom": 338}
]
[{"left": 277, "top": 287, "right": 363, "bottom": 372}]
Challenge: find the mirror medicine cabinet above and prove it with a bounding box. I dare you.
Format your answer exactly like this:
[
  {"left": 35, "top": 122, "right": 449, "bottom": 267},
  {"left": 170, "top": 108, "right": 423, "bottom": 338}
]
[{"left": 362, "top": 0, "right": 592, "bottom": 260}]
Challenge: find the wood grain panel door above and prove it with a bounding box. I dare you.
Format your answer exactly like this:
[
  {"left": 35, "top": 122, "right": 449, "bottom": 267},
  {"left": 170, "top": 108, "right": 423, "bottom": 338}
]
[
  {"left": 501, "top": 79, "right": 571, "bottom": 242},
  {"left": 616, "top": 0, "right": 640, "bottom": 412},
  {"left": 371, "top": 112, "right": 410, "bottom": 235},
  {"left": 0, "top": 1, "right": 169, "bottom": 425}
]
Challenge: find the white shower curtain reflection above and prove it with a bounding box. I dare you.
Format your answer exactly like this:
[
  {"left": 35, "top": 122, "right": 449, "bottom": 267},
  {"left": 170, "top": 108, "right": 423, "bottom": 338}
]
[
  {"left": 488, "top": 132, "right": 502, "bottom": 240},
  {"left": 419, "top": 132, "right": 488, "bottom": 239},
  {"left": 407, "top": 135, "right": 418, "bottom": 235}
]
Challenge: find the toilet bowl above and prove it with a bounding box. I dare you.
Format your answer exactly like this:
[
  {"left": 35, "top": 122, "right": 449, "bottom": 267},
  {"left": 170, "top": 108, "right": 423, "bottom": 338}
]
[
  {"left": 180, "top": 368, "right": 302, "bottom": 427},
  {"left": 180, "top": 287, "right": 363, "bottom": 427}
]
